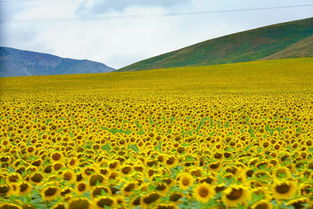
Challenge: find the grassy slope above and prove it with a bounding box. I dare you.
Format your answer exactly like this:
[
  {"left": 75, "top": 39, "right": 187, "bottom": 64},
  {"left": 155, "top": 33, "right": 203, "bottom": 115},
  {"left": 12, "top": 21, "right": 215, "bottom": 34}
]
[
  {"left": 119, "top": 17, "right": 313, "bottom": 72},
  {"left": 1, "top": 58, "right": 312, "bottom": 96},
  {"left": 263, "top": 35, "right": 313, "bottom": 59}
]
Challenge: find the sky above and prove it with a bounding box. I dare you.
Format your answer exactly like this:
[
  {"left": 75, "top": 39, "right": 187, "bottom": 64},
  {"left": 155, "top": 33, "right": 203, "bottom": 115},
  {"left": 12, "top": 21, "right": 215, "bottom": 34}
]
[{"left": 1, "top": 0, "right": 313, "bottom": 69}]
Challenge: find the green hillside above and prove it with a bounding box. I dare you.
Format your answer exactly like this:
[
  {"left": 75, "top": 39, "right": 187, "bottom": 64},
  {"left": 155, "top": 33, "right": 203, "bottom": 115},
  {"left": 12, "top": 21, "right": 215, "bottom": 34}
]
[
  {"left": 263, "top": 35, "right": 313, "bottom": 59},
  {"left": 119, "top": 17, "right": 313, "bottom": 71}
]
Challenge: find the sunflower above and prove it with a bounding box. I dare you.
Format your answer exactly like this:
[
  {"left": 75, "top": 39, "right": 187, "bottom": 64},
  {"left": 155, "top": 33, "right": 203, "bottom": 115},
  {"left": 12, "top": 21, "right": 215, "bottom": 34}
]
[
  {"left": 131, "top": 196, "right": 141, "bottom": 207},
  {"left": 62, "top": 170, "right": 76, "bottom": 184},
  {"left": 52, "top": 162, "right": 64, "bottom": 172},
  {"left": 178, "top": 172, "right": 194, "bottom": 190},
  {"left": 221, "top": 185, "right": 251, "bottom": 208},
  {"left": 0, "top": 203, "right": 22, "bottom": 209},
  {"left": 193, "top": 182, "right": 215, "bottom": 203},
  {"left": 51, "top": 151, "right": 63, "bottom": 162},
  {"left": 120, "top": 165, "right": 132, "bottom": 175},
  {"left": 250, "top": 200, "right": 272, "bottom": 209},
  {"left": 274, "top": 167, "right": 291, "bottom": 179},
  {"left": 41, "top": 186, "right": 60, "bottom": 201},
  {"left": 7, "top": 173, "right": 22, "bottom": 183},
  {"left": 91, "top": 186, "right": 111, "bottom": 198},
  {"left": 60, "top": 187, "right": 73, "bottom": 197},
  {"left": 88, "top": 174, "right": 105, "bottom": 187},
  {"left": 18, "top": 182, "right": 32, "bottom": 195},
  {"left": 67, "top": 198, "right": 92, "bottom": 209},
  {"left": 271, "top": 181, "right": 297, "bottom": 200},
  {"left": 52, "top": 203, "right": 66, "bottom": 209},
  {"left": 121, "top": 182, "right": 137, "bottom": 195},
  {"left": 93, "top": 196, "right": 116, "bottom": 209},
  {"left": 286, "top": 197, "right": 308, "bottom": 209},
  {"left": 29, "top": 172, "right": 44, "bottom": 185},
  {"left": 165, "top": 156, "right": 177, "bottom": 168},
  {"left": 154, "top": 203, "right": 179, "bottom": 209},
  {"left": 142, "top": 192, "right": 161, "bottom": 206},
  {"left": 155, "top": 182, "right": 168, "bottom": 194},
  {"left": 0, "top": 184, "right": 11, "bottom": 196},
  {"left": 299, "top": 183, "right": 313, "bottom": 197},
  {"left": 76, "top": 182, "right": 89, "bottom": 194},
  {"left": 251, "top": 187, "right": 271, "bottom": 201},
  {"left": 67, "top": 158, "right": 79, "bottom": 169}
]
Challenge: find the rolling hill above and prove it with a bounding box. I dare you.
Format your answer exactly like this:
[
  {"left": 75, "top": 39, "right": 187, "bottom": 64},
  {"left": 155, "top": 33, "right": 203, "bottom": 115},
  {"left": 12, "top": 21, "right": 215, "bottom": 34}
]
[
  {"left": 1, "top": 57, "right": 312, "bottom": 95},
  {"left": 0, "top": 47, "right": 114, "bottom": 77},
  {"left": 119, "top": 17, "right": 313, "bottom": 72}
]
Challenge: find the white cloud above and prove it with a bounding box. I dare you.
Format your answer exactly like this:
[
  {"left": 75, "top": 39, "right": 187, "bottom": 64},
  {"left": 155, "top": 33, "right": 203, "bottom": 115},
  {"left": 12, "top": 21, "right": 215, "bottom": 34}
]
[{"left": 1, "top": 0, "right": 313, "bottom": 69}]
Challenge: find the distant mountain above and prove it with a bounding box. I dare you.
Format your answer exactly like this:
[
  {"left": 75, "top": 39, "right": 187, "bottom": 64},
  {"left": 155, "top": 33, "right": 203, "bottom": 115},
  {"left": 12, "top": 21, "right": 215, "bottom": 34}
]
[
  {"left": 119, "top": 17, "right": 313, "bottom": 72},
  {"left": 0, "top": 47, "right": 114, "bottom": 77}
]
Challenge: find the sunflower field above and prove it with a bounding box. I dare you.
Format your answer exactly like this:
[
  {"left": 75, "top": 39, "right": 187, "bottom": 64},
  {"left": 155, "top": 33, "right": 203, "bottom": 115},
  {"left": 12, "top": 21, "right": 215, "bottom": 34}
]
[{"left": 0, "top": 58, "right": 312, "bottom": 209}]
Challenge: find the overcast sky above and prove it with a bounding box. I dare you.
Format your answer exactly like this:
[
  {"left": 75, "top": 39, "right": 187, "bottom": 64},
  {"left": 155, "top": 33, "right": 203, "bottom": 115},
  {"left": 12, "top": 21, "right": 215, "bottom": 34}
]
[{"left": 1, "top": 0, "right": 312, "bottom": 69}]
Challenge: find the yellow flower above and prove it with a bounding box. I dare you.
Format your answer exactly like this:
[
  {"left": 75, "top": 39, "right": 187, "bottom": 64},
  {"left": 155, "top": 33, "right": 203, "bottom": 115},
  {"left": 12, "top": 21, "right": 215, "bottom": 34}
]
[
  {"left": 62, "top": 170, "right": 76, "bottom": 184},
  {"left": 93, "top": 196, "right": 116, "bottom": 209},
  {"left": 131, "top": 196, "right": 141, "bottom": 207},
  {"left": 178, "top": 172, "right": 194, "bottom": 190},
  {"left": 67, "top": 198, "right": 92, "bottom": 209},
  {"left": 271, "top": 181, "right": 297, "bottom": 200},
  {"left": 51, "top": 151, "right": 63, "bottom": 162},
  {"left": 286, "top": 197, "right": 308, "bottom": 209},
  {"left": 0, "top": 203, "right": 22, "bottom": 209},
  {"left": 88, "top": 174, "right": 105, "bottom": 187},
  {"left": 250, "top": 200, "right": 272, "bottom": 209},
  {"left": 41, "top": 186, "right": 60, "bottom": 201},
  {"left": 274, "top": 167, "right": 291, "bottom": 179},
  {"left": 76, "top": 182, "right": 89, "bottom": 194},
  {"left": 154, "top": 203, "right": 179, "bottom": 209},
  {"left": 29, "top": 172, "right": 44, "bottom": 184},
  {"left": 121, "top": 182, "right": 137, "bottom": 196},
  {"left": 222, "top": 185, "right": 251, "bottom": 208},
  {"left": 52, "top": 203, "right": 66, "bottom": 209},
  {"left": 142, "top": 192, "right": 161, "bottom": 206},
  {"left": 0, "top": 184, "right": 11, "bottom": 196},
  {"left": 18, "top": 182, "right": 32, "bottom": 195},
  {"left": 91, "top": 186, "right": 111, "bottom": 198},
  {"left": 193, "top": 182, "right": 215, "bottom": 203}
]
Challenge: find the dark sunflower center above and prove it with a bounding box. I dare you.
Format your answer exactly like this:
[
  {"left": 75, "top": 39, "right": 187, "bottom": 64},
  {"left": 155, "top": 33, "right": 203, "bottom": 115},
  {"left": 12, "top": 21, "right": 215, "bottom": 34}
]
[
  {"left": 132, "top": 197, "right": 141, "bottom": 206},
  {"left": 124, "top": 183, "right": 135, "bottom": 192},
  {"left": 275, "top": 183, "right": 290, "bottom": 194},
  {"left": 78, "top": 183, "right": 86, "bottom": 191},
  {"left": 98, "top": 198, "right": 113, "bottom": 207},
  {"left": 20, "top": 183, "right": 29, "bottom": 192},
  {"left": 9, "top": 175, "right": 19, "bottom": 182},
  {"left": 170, "top": 193, "right": 182, "bottom": 202},
  {"left": 0, "top": 185, "right": 9, "bottom": 194},
  {"left": 63, "top": 172, "right": 73, "bottom": 180},
  {"left": 255, "top": 203, "right": 269, "bottom": 209},
  {"left": 166, "top": 157, "right": 175, "bottom": 165},
  {"left": 89, "top": 174, "right": 104, "bottom": 186},
  {"left": 143, "top": 193, "right": 160, "bottom": 204},
  {"left": 52, "top": 153, "right": 61, "bottom": 161},
  {"left": 69, "top": 199, "right": 90, "bottom": 209},
  {"left": 45, "top": 188, "right": 57, "bottom": 196},
  {"left": 182, "top": 178, "right": 190, "bottom": 186},
  {"left": 199, "top": 187, "right": 209, "bottom": 198},
  {"left": 92, "top": 187, "right": 109, "bottom": 197},
  {"left": 226, "top": 188, "right": 243, "bottom": 200},
  {"left": 31, "top": 174, "right": 43, "bottom": 182},
  {"left": 156, "top": 183, "right": 167, "bottom": 191},
  {"left": 121, "top": 166, "right": 131, "bottom": 174}
]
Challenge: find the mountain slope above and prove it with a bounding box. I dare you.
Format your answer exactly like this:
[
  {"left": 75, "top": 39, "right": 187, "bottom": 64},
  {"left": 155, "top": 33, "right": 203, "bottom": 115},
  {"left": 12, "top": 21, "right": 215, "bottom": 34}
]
[
  {"left": 119, "top": 17, "right": 313, "bottom": 72},
  {"left": 263, "top": 35, "right": 313, "bottom": 60},
  {"left": 0, "top": 47, "right": 114, "bottom": 77}
]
